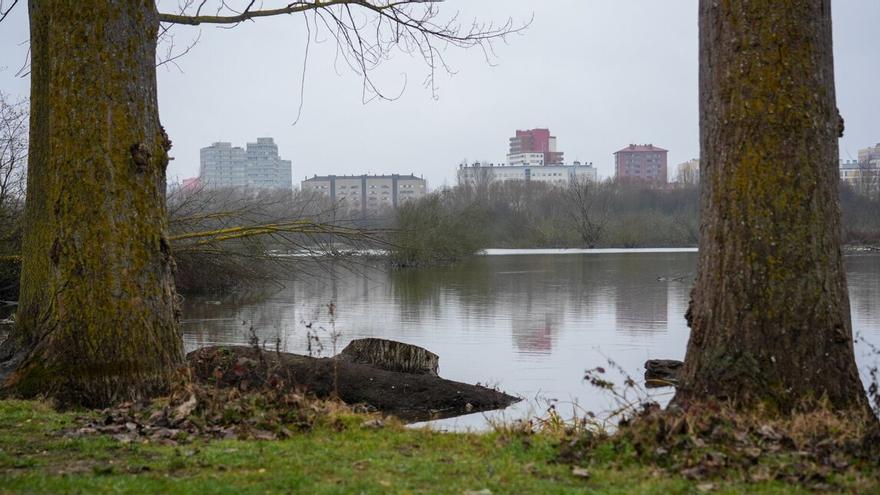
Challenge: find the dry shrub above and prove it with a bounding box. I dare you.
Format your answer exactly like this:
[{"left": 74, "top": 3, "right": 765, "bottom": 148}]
[
  {"left": 559, "top": 399, "right": 880, "bottom": 491},
  {"left": 65, "top": 341, "right": 385, "bottom": 444}
]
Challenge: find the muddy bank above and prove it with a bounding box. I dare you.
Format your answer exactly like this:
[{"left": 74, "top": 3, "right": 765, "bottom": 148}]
[{"left": 186, "top": 342, "right": 520, "bottom": 422}]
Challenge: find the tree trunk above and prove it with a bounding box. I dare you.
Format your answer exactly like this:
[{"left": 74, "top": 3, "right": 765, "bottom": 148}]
[
  {"left": 0, "top": 1, "right": 183, "bottom": 407},
  {"left": 675, "top": 0, "right": 868, "bottom": 413},
  {"left": 339, "top": 338, "right": 439, "bottom": 376}
]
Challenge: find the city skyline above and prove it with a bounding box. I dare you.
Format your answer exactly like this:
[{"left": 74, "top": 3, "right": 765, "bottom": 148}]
[{"left": 0, "top": 2, "right": 877, "bottom": 186}]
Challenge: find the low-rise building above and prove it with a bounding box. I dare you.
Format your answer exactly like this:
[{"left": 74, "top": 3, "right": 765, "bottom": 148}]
[
  {"left": 301, "top": 174, "right": 427, "bottom": 215},
  {"left": 457, "top": 161, "right": 597, "bottom": 187},
  {"left": 840, "top": 158, "right": 879, "bottom": 195},
  {"left": 840, "top": 160, "right": 862, "bottom": 186},
  {"left": 675, "top": 158, "right": 700, "bottom": 185}
]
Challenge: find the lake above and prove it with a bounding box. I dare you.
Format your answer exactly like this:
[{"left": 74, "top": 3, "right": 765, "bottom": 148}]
[{"left": 181, "top": 250, "right": 880, "bottom": 430}]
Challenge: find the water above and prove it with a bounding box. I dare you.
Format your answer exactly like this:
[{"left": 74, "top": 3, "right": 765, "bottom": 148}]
[{"left": 181, "top": 250, "right": 880, "bottom": 430}]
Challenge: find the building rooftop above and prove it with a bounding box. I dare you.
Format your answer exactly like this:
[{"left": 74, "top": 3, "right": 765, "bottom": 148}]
[
  {"left": 460, "top": 161, "right": 593, "bottom": 169},
  {"left": 303, "top": 174, "right": 423, "bottom": 181},
  {"left": 840, "top": 159, "right": 879, "bottom": 170},
  {"left": 615, "top": 144, "right": 668, "bottom": 153}
]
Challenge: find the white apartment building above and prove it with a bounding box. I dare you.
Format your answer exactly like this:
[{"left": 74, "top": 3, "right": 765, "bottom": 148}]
[
  {"left": 245, "top": 138, "right": 293, "bottom": 190},
  {"left": 199, "top": 142, "right": 248, "bottom": 188},
  {"left": 507, "top": 152, "right": 547, "bottom": 167},
  {"left": 199, "top": 137, "right": 292, "bottom": 190},
  {"left": 457, "top": 160, "right": 597, "bottom": 187},
  {"left": 675, "top": 158, "right": 700, "bottom": 185},
  {"left": 301, "top": 174, "right": 427, "bottom": 215}
]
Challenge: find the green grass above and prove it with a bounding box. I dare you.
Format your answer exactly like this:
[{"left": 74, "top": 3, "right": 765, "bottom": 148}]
[{"left": 0, "top": 400, "right": 863, "bottom": 494}]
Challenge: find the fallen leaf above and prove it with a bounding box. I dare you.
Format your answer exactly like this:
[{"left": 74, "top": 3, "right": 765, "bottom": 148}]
[
  {"left": 571, "top": 467, "right": 590, "bottom": 478},
  {"left": 361, "top": 419, "right": 385, "bottom": 429},
  {"left": 757, "top": 424, "right": 782, "bottom": 441},
  {"left": 171, "top": 395, "right": 198, "bottom": 425}
]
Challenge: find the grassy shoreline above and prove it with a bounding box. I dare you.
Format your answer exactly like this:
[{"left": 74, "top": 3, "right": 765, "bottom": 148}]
[{"left": 1, "top": 400, "right": 868, "bottom": 494}]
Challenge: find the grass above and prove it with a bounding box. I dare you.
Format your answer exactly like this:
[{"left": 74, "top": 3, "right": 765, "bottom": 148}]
[{"left": 0, "top": 400, "right": 865, "bottom": 494}]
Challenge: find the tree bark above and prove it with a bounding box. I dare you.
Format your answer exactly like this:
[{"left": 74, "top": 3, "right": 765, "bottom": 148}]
[
  {"left": 675, "top": 0, "right": 868, "bottom": 413},
  {"left": 0, "top": 1, "right": 183, "bottom": 407}
]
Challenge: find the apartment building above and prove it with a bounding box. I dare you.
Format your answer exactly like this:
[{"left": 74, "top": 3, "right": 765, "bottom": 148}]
[
  {"left": 508, "top": 128, "right": 564, "bottom": 166},
  {"left": 614, "top": 144, "right": 668, "bottom": 183},
  {"left": 301, "top": 174, "right": 427, "bottom": 215},
  {"left": 457, "top": 160, "right": 597, "bottom": 186},
  {"left": 199, "top": 137, "right": 292, "bottom": 190}
]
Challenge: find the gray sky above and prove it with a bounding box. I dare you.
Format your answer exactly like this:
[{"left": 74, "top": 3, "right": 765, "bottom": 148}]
[{"left": 1, "top": 1, "right": 878, "bottom": 187}]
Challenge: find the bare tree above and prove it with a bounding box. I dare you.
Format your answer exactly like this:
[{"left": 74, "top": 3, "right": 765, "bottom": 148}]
[
  {"left": 0, "top": 0, "right": 523, "bottom": 407},
  {"left": 0, "top": 92, "right": 27, "bottom": 215},
  {"left": 674, "top": 159, "right": 700, "bottom": 186},
  {"left": 452, "top": 162, "right": 496, "bottom": 210},
  {"left": 564, "top": 176, "right": 615, "bottom": 248},
  {"left": 0, "top": 92, "right": 26, "bottom": 307},
  {"left": 855, "top": 159, "right": 880, "bottom": 201},
  {"left": 167, "top": 183, "right": 389, "bottom": 291}
]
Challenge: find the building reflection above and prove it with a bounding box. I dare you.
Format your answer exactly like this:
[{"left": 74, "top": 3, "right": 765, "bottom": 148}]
[{"left": 511, "top": 312, "right": 558, "bottom": 355}]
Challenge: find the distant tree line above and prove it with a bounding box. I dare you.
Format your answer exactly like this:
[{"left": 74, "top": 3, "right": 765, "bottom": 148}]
[{"left": 389, "top": 176, "right": 880, "bottom": 265}]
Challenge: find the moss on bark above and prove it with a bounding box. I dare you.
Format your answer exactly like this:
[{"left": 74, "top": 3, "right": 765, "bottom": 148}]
[
  {"left": 0, "top": 1, "right": 182, "bottom": 407},
  {"left": 675, "top": 0, "right": 869, "bottom": 414}
]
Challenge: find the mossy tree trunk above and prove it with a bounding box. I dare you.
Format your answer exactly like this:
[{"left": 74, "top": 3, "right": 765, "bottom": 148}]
[
  {"left": 0, "top": 1, "right": 183, "bottom": 407},
  {"left": 675, "top": 0, "right": 868, "bottom": 413}
]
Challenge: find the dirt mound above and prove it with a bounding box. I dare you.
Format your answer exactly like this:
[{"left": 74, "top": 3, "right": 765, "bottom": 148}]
[{"left": 187, "top": 345, "right": 520, "bottom": 422}]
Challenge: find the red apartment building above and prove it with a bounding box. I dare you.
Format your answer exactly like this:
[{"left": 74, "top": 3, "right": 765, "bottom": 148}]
[
  {"left": 509, "top": 128, "right": 564, "bottom": 165},
  {"left": 614, "top": 144, "right": 668, "bottom": 183}
]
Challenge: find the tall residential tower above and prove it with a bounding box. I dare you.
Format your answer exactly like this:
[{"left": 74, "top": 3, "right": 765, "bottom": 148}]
[
  {"left": 508, "top": 128, "right": 564, "bottom": 167},
  {"left": 199, "top": 137, "right": 292, "bottom": 190}
]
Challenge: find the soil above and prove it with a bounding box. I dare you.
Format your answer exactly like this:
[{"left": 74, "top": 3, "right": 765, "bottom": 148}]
[{"left": 186, "top": 346, "right": 521, "bottom": 422}]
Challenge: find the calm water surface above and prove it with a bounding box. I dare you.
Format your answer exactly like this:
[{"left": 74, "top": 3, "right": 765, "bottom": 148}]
[{"left": 181, "top": 251, "right": 880, "bottom": 430}]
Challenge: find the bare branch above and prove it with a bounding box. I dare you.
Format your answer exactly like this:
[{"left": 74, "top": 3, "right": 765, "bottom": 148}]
[
  {"left": 159, "top": 0, "right": 528, "bottom": 100},
  {"left": 0, "top": 92, "right": 28, "bottom": 210},
  {"left": 156, "top": 30, "right": 203, "bottom": 70},
  {"left": 0, "top": 0, "right": 19, "bottom": 23},
  {"left": 160, "top": 1, "right": 435, "bottom": 25}
]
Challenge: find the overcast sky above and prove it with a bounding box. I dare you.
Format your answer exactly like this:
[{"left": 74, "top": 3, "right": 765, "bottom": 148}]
[{"left": 1, "top": 1, "right": 878, "bottom": 188}]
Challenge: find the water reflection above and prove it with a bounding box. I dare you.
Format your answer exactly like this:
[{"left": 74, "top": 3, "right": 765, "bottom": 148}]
[
  {"left": 511, "top": 311, "right": 558, "bottom": 355},
  {"left": 180, "top": 251, "right": 880, "bottom": 429}
]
